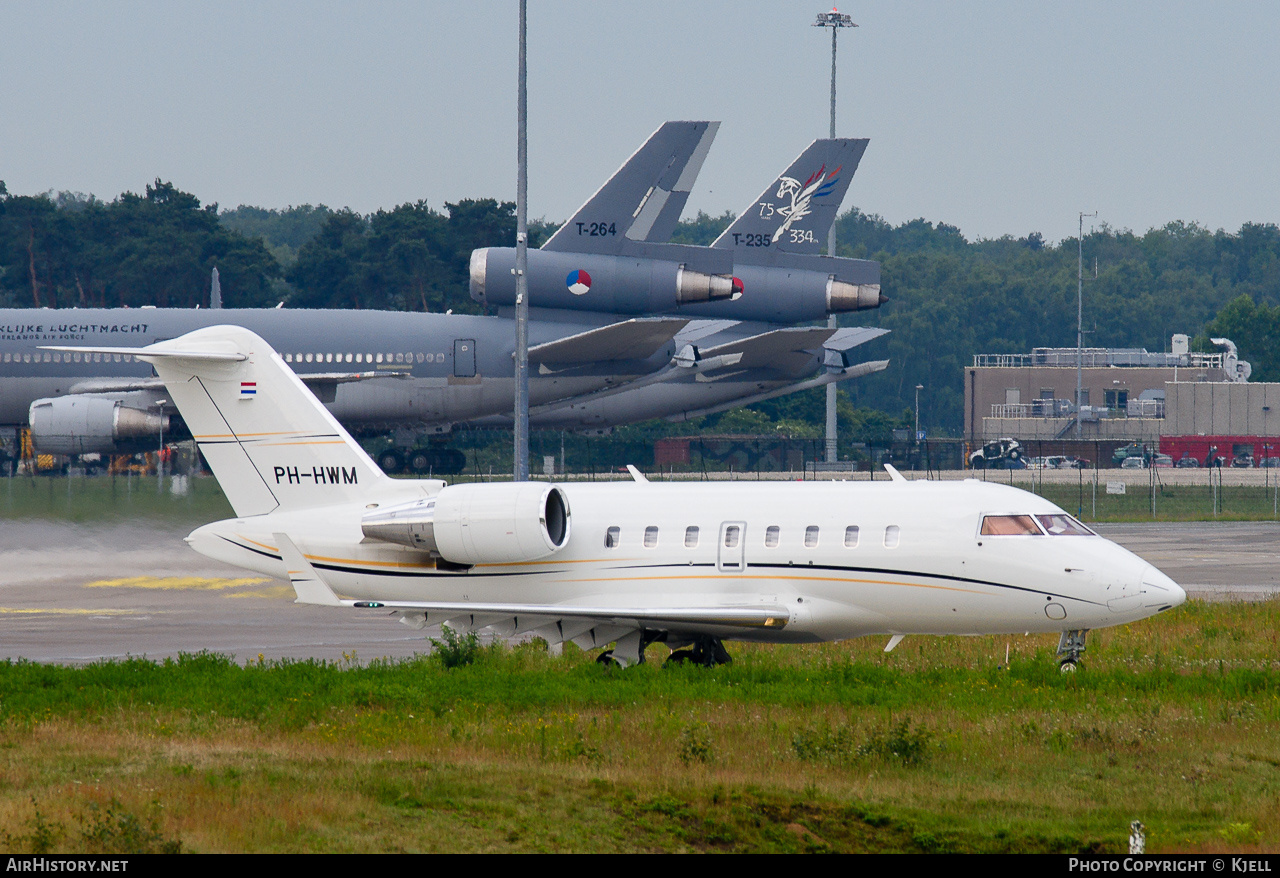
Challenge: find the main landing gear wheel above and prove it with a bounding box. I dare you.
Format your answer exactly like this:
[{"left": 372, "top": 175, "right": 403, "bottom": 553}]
[
  {"left": 1057, "top": 629, "right": 1088, "bottom": 673},
  {"left": 663, "top": 637, "right": 732, "bottom": 668},
  {"left": 377, "top": 449, "right": 403, "bottom": 474}
]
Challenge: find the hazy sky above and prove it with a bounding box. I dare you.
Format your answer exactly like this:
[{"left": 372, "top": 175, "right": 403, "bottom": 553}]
[{"left": 4, "top": 1, "right": 1276, "bottom": 244}]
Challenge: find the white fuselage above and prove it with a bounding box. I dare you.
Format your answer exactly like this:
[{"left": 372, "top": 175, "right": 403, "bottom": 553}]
[{"left": 187, "top": 478, "right": 1184, "bottom": 644}]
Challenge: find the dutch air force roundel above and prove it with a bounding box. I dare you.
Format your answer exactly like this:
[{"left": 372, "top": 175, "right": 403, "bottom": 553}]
[{"left": 566, "top": 269, "right": 592, "bottom": 296}]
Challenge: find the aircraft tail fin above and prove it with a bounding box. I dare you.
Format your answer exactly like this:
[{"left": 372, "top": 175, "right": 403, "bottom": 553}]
[
  {"left": 712, "top": 138, "right": 868, "bottom": 259},
  {"left": 55, "top": 326, "right": 393, "bottom": 518},
  {"left": 541, "top": 121, "right": 718, "bottom": 253}
]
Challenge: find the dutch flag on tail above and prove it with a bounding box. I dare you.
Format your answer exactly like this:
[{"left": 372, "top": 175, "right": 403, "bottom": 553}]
[{"left": 240, "top": 381, "right": 257, "bottom": 398}]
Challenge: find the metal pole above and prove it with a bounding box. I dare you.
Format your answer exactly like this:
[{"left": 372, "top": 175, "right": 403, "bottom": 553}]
[
  {"left": 815, "top": 9, "right": 855, "bottom": 465},
  {"left": 513, "top": 0, "right": 530, "bottom": 481},
  {"left": 1076, "top": 212, "right": 1096, "bottom": 439}
]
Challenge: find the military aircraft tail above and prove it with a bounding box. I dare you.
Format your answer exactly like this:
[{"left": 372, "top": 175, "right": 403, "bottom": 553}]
[
  {"left": 712, "top": 138, "right": 868, "bottom": 260},
  {"left": 541, "top": 121, "right": 719, "bottom": 254},
  {"left": 48, "top": 326, "right": 394, "bottom": 518}
]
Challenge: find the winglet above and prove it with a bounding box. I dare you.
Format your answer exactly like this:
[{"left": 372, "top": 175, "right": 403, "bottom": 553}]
[
  {"left": 883, "top": 464, "right": 907, "bottom": 483},
  {"left": 885, "top": 634, "right": 905, "bottom": 653},
  {"left": 625, "top": 465, "right": 649, "bottom": 483},
  {"left": 274, "top": 532, "right": 344, "bottom": 606}
]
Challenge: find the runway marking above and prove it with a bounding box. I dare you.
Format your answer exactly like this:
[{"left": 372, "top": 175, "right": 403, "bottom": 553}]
[
  {"left": 0, "top": 607, "right": 146, "bottom": 616},
  {"left": 227, "top": 585, "right": 294, "bottom": 599},
  {"left": 85, "top": 576, "right": 272, "bottom": 590}
]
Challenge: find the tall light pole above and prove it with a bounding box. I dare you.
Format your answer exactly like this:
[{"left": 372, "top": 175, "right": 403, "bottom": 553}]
[
  {"left": 814, "top": 8, "right": 856, "bottom": 466},
  {"left": 513, "top": 0, "right": 530, "bottom": 480},
  {"left": 1075, "top": 211, "right": 1096, "bottom": 440},
  {"left": 914, "top": 383, "right": 924, "bottom": 472}
]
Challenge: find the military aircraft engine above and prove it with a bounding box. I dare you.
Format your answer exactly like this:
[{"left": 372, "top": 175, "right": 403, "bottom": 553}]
[
  {"left": 470, "top": 247, "right": 741, "bottom": 314},
  {"left": 28, "top": 396, "right": 169, "bottom": 455},
  {"left": 361, "top": 482, "right": 570, "bottom": 565}
]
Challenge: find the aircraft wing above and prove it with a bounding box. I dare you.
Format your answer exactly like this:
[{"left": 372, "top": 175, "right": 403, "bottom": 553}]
[
  {"left": 666, "top": 359, "right": 890, "bottom": 421},
  {"left": 529, "top": 318, "right": 689, "bottom": 366}
]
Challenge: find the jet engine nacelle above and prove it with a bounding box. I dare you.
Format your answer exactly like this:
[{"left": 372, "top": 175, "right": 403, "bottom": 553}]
[
  {"left": 471, "top": 247, "right": 883, "bottom": 323},
  {"left": 470, "top": 247, "right": 740, "bottom": 315},
  {"left": 29, "top": 396, "right": 169, "bottom": 455},
  {"left": 361, "top": 482, "right": 570, "bottom": 566}
]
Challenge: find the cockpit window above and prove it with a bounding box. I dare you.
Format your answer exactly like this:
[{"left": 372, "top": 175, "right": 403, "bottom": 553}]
[
  {"left": 980, "top": 515, "right": 1042, "bottom": 536},
  {"left": 1035, "top": 514, "right": 1095, "bottom": 536}
]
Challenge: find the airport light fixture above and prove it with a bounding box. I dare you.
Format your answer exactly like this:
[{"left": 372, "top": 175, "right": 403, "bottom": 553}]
[{"left": 813, "top": 7, "right": 857, "bottom": 465}]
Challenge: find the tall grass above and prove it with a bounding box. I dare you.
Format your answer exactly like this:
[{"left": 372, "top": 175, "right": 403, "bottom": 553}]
[{"left": 0, "top": 600, "right": 1277, "bottom": 852}]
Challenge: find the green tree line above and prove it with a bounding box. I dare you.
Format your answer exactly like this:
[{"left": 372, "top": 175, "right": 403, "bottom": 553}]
[{"left": 3, "top": 181, "right": 1278, "bottom": 432}]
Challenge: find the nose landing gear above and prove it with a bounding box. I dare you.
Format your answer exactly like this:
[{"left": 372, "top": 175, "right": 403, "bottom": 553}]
[{"left": 1057, "top": 629, "right": 1088, "bottom": 672}]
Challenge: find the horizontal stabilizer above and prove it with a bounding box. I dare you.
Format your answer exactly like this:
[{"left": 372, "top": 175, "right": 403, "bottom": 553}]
[
  {"left": 698, "top": 326, "right": 837, "bottom": 375},
  {"left": 824, "top": 326, "right": 890, "bottom": 351},
  {"left": 543, "top": 121, "right": 719, "bottom": 253},
  {"left": 529, "top": 318, "right": 689, "bottom": 366},
  {"left": 43, "top": 343, "right": 245, "bottom": 362}
]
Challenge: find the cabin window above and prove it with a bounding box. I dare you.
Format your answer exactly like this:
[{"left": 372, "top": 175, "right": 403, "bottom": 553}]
[
  {"left": 684, "top": 526, "right": 699, "bottom": 548},
  {"left": 844, "top": 526, "right": 860, "bottom": 548},
  {"left": 604, "top": 526, "right": 620, "bottom": 548},
  {"left": 24, "top": 354, "right": 31, "bottom": 363},
  {"left": 804, "top": 526, "right": 820, "bottom": 548},
  {"left": 376, "top": 353, "right": 383, "bottom": 363},
  {"left": 644, "top": 526, "right": 659, "bottom": 548},
  {"left": 345, "top": 353, "right": 353, "bottom": 363},
  {"left": 723, "top": 525, "right": 740, "bottom": 549},
  {"left": 884, "top": 525, "right": 901, "bottom": 548},
  {"left": 416, "top": 353, "right": 424, "bottom": 363},
  {"left": 1035, "top": 514, "right": 1095, "bottom": 536},
  {"left": 980, "top": 515, "right": 1042, "bottom": 536},
  {"left": 764, "top": 525, "right": 780, "bottom": 548}
]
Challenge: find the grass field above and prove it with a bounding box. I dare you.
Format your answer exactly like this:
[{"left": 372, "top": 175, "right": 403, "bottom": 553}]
[{"left": 0, "top": 599, "right": 1276, "bottom": 853}]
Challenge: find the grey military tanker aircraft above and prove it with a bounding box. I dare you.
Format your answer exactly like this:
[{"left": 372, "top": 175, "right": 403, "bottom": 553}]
[
  {"left": 3, "top": 306, "right": 886, "bottom": 469},
  {"left": 2, "top": 121, "right": 890, "bottom": 468},
  {"left": 470, "top": 135, "right": 885, "bottom": 323},
  {"left": 2, "top": 308, "right": 702, "bottom": 472}
]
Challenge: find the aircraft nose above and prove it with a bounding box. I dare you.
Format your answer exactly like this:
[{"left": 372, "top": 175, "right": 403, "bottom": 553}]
[{"left": 1143, "top": 564, "right": 1185, "bottom": 608}]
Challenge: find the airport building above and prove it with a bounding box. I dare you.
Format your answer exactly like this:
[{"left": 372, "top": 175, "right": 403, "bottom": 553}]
[{"left": 965, "top": 335, "right": 1280, "bottom": 466}]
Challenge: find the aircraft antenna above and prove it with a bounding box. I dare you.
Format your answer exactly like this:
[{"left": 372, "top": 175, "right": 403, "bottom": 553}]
[{"left": 513, "top": 0, "right": 531, "bottom": 480}]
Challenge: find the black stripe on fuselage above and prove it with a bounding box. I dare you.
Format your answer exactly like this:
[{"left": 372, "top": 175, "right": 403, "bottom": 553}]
[{"left": 216, "top": 536, "right": 1101, "bottom": 606}]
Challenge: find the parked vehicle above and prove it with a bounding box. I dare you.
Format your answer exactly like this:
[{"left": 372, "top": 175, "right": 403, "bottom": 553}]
[
  {"left": 1152, "top": 454, "right": 1174, "bottom": 468},
  {"left": 1176, "top": 455, "right": 1200, "bottom": 468},
  {"left": 1120, "top": 456, "right": 1146, "bottom": 469},
  {"left": 969, "top": 438, "right": 1024, "bottom": 470},
  {"left": 1112, "top": 443, "right": 1148, "bottom": 466}
]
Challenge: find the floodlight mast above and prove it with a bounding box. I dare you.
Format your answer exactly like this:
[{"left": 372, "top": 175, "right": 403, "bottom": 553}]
[{"left": 813, "top": 8, "right": 857, "bottom": 465}]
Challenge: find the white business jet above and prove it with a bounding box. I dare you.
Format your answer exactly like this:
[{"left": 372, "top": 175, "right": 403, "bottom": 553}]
[{"left": 48, "top": 327, "right": 1184, "bottom": 668}]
